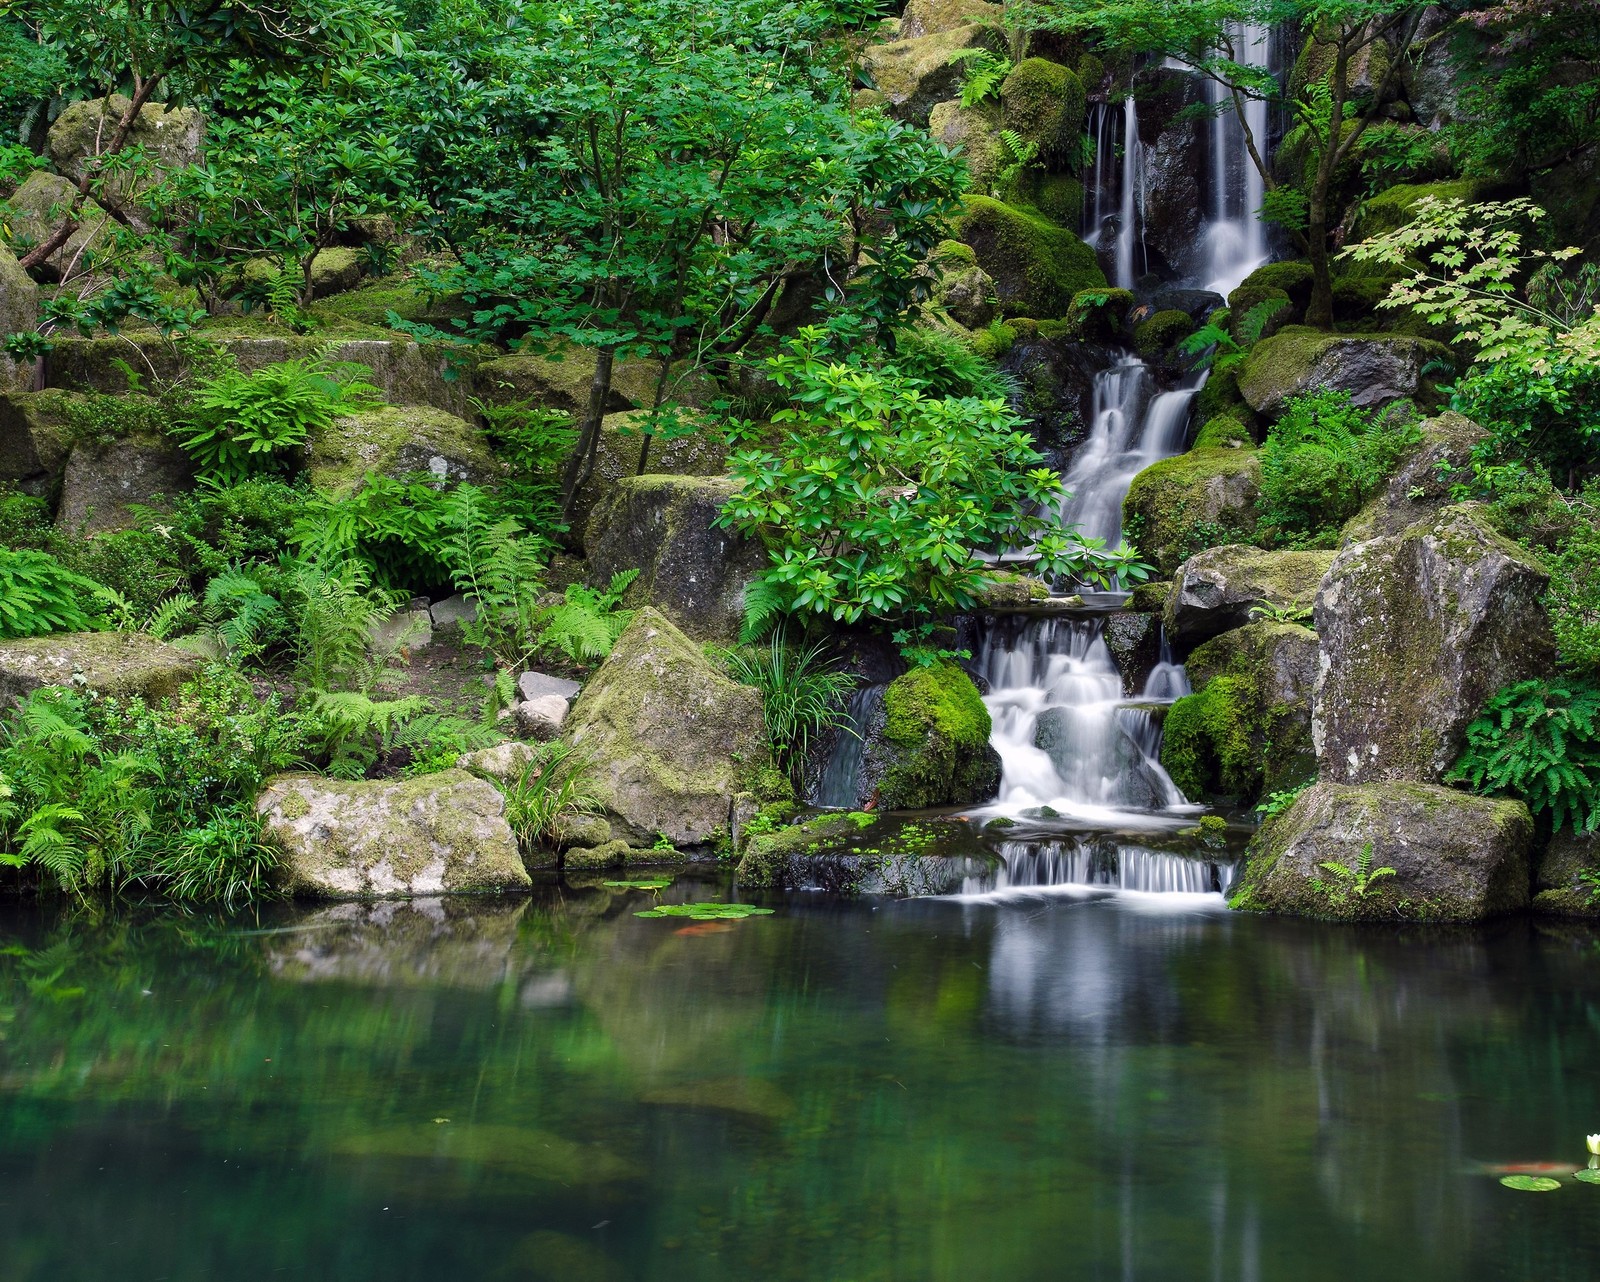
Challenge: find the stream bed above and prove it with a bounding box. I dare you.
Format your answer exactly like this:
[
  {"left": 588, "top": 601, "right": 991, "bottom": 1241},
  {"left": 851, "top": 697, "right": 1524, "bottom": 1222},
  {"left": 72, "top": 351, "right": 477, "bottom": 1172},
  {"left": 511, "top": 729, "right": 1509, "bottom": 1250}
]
[{"left": 2, "top": 874, "right": 1599, "bottom": 1280}]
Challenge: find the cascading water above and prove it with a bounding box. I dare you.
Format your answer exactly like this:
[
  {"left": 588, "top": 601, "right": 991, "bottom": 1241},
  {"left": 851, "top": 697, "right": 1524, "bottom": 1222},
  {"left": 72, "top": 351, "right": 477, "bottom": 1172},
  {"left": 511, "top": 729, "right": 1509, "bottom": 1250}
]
[
  {"left": 810, "top": 684, "right": 883, "bottom": 809},
  {"left": 1202, "top": 22, "right": 1277, "bottom": 297},
  {"left": 957, "top": 838, "right": 1236, "bottom": 898},
  {"left": 1083, "top": 98, "right": 1146, "bottom": 289}
]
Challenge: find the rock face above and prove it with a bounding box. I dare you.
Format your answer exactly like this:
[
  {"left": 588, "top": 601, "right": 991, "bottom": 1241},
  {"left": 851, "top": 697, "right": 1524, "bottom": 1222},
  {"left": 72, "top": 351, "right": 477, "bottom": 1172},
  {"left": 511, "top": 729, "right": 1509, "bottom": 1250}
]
[
  {"left": 1532, "top": 831, "right": 1600, "bottom": 918},
  {"left": 0, "top": 390, "right": 74, "bottom": 496},
  {"left": 561, "top": 410, "right": 730, "bottom": 530},
  {"left": 1122, "top": 448, "right": 1261, "bottom": 578},
  {"left": 861, "top": 661, "right": 1001, "bottom": 809},
  {"left": 1164, "top": 545, "right": 1334, "bottom": 647},
  {"left": 564, "top": 608, "right": 767, "bottom": 845},
  {"left": 306, "top": 404, "right": 499, "bottom": 495},
  {"left": 1313, "top": 504, "right": 1556, "bottom": 785},
  {"left": 1161, "top": 622, "right": 1319, "bottom": 802},
  {"left": 0, "top": 632, "right": 198, "bottom": 703},
  {"left": 57, "top": 437, "right": 194, "bottom": 533},
  {"left": 584, "top": 475, "right": 767, "bottom": 642},
  {"left": 1230, "top": 780, "right": 1533, "bottom": 922},
  {"left": 0, "top": 246, "right": 37, "bottom": 390},
  {"left": 1342, "top": 411, "right": 1488, "bottom": 542},
  {"left": 48, "top": 95, "right": 204, "bottom": 185},
  {"left": 1238, "top": 326, "right": 1450, "bottom": 419},
  {"left": 257, "top": 770, "right": 531, "bottom": 898}
]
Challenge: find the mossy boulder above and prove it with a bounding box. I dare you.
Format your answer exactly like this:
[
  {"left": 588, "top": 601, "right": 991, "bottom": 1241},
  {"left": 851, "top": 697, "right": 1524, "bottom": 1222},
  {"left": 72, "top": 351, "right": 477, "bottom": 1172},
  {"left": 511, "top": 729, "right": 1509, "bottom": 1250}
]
[
  {"left": 1238, "top": 325, "right": 1451, "bottom": 420},
  {"left": 257, "top": 770, "right": 529, "bottom": 899},
  {"left": 57, "top": 436, "right": 194, "bottom": 533},
  {"left": 306, "top": 404, "right": 500, "bottom": 496},
  {"left": 1235, "top": 260, "right": 1314, "bottom": 307},
  {"left": 999, "top": 58, "right": 1086, "bottom": 162},
  {"left": 1313, "top": 503, "right": 1556, "bottom": 785},
  {"left": 927, "top": 235, "right": 999, "bottom": 328},
  {"left": 1066, "top": 286, "right": 1134, "bottom": 342},
  {"left": 560, "top": 409, "right": 730, "bottom": 530},
  {"left": 896, "top": 0, "right": 1003, "bottom": 38},
  {"left": 863, "top": 24, "right": 1006, "bottom": 127},
  {"left": 0, "top": 389, "right": 76, "bottom": 496},
  {"left": 1122, "top": 449, "right": 1262, "bottom": 578},
  {"left": 1352, "top": 179, "right": 1487, "bottom": 241},
  {"left": 929, "top": 99, "right": 1004, "bottom": 195},
  {"left": 472, "top": 343, "right": 700, "bottom": 417},
  {"left": 3, "top": 171, "right": 111, "bottom": 280},
  {"left": 564, "top": 608, "right": 768, "bottom": 846},
  {"left": 1224, "top": 285, "right": 1294, "bottom": 344},
  {"left": 1131, "top": 308, "right": 1194, "bottom": 362},
  {"left": 861, "top": 662, "right": 1000, "bottom": 809},
  {"left": 1342, "top": 410, "right": 1489, "bottom": 542},
  {"left": 737, "top": 811, "right": 998, "bottom": 893},
  {"left": 1532, "top": 832, "right": 1600, "bottom": 918},
  {"left": 1008, "top": 172, "right": 1085, "bottom": 227},
  {"left": 1160, "top": 621, "right": 1319, "bottom": 803},
  {"left": 1191, "top": 415, "right": 1253, "bottom": 450},
  {"left": 0, "top": 245, "right": 37, "bottom": 391},
  {"left": 583, "top": 474, "right": 766, "bottom": 643},
  {"left": 0, "top": 632, "right": 199, "bottom": 703},
  {"left": 1165, "top": 544, "right": 1334, "bottom": 647},
  {"left": 48, "top": 95, "right": 204, "bottom": 186},
  {"left": 1229, "top": 780, "right": 1533, "bottom": 922},
  {"left": 955, "top": 196, "right": 1106, "bottom": 319}
]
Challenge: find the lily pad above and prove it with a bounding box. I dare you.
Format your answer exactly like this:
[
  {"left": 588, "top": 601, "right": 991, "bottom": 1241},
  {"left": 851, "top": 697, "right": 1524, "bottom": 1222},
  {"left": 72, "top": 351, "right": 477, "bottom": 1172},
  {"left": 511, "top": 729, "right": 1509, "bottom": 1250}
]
[
  {"left": 635, "top": 903, "right": 775, "bottom": 921},
  {"left": 1574, "top": 1169, "right": 1600, "bottom": 1185},
  {"left": 603, "top": 877, "right": 673, "bottom": 890},
  {"left": 1500, "top": 1175, "right": 1562, "bottom": 1192}
]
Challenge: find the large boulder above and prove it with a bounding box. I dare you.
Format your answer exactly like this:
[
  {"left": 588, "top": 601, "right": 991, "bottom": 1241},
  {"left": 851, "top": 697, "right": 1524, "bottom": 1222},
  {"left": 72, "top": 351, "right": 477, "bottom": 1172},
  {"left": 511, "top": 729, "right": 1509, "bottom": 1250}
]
[
  {"left": 1237, "top": 326, "right": 1451, "bottom": 419},
  {"left": 48, "top": 95, "right": 204, "bottom": 185},
  {"left": 1313, "top": 504, "right": 1556, "bottom": 785},
  {"left": 1122, "top": 447, "right": 1261, "bottom": 578},
  {"left": 257, "top": 770, "right": 531, "bottom": 898},
  {"left": 0, "top": 390, "right": 75, "bottom": 496},
  {"left": 928, "top": 102, "right": 1004, "bottom": 197},
  {"left": 1160, "top": 621, "right": 1319, "bottom": 802},
  {"left": 1164, "top": 545, "right": 1334, "bottom": 647},
  {"left": 1532, "top": 831, "right": 1600, "bottom": 918},
  {"left": 1229, "top": 780, "right": 1533, "bottom": 922},
  {"left": 3, "top": 171, "right": 111, "bottom": 281},
  {"left": 0, "top": 245, "right": 37, "bottom": 390},
  {"left": 863, "top": 24, "right": 1006, "bottom": 127},
  {"left": 999, "top": 58, "right": 1085, "bottom": 162},
  {"left": 57, "top": 436, "right": 194, "bottom": 533},
  {"left": 896, "top": 0, "right": 1003, "bottom": 38},
  {"left": 955, "top": 196, "right": 1106, "bottom": 319},
  {"left": 584, "top": 475, "right": 766, "bottom": 642},
  {"left": 563, "top": 608, "right": 768, "bottom": 845},
  {"left": 860, "top": 661, "right": 1000, "bottom": 809},
  {"left": 305, "top": 404, "right": 499, "bottom": 496},
  {"left": 562, "top": 410, "right": 729, "bottom": 530},
  {"left": 1342, "top": 410, "right": 1488, "bottom": 542},
  {"left": 0, "top": 632, "right": 198, "bottom": 703}
]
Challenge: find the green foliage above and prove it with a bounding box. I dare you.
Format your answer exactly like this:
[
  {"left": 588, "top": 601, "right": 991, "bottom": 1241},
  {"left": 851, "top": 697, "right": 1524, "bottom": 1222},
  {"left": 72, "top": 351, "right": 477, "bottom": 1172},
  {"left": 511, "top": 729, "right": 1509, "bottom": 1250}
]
[
  {"left": 888, "top": 324, "right": 1016, "bottom": 402},
  {"left": 635, "top": 901, "right": 774, "bottom": 920},
  {"left": 1256, "top": 389, "right": 1418, "bottom": 546},
  {"left": 499, "top": 742, "right": 601, "bottom": 855},
  {"left": 1255, "top": 780, "right": 1311, "bottom": 819},
  {"left": 0, "top": 549, "right": 110, "bottom": 638},
  {"left": 179, "top": 355, "right": 382, "bottom": 484},
  {"left": 1178, "top": 298, "right": 1288, "bottom": 375},
  {"left": 539, "top": 573, "right": 640, "bottom": 665},
  {"left": 442, "top": 489, "right": 550, "bottom": 671},
  {"left": 720, "top": 631, "right": 858, "bottom": 787},
  {"left": 1448, "top": 679, "right": 1600, "bottom": 834},
  {"left": 947, "top": 48, "right": 1012, "bottom": 109},
  {"left": 471, "top": 394, "right": 576, "bottom": 530},
  {"left": 1315, "top": 842, "right": 1398, "bottom": 903},
  {"left": 294, "top": 474, "right": 475, "bottom": 589},
  {"left": 720, "top": 328, "right": 1148, "bottom": 633},
  {"left": 996, "top": 128, "right": 1041, "bottom": 192}
]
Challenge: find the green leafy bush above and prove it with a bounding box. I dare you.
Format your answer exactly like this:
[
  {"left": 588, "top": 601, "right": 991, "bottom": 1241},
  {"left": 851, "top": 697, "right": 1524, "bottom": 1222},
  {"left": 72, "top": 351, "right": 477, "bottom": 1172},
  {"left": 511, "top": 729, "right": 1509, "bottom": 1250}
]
[
  {"left": 1256, "top": 389, "right": 1418, "bottom": 546},
  {"left": 1448, "top": 679, "right": 1600, "bottom": 834},
  {"left": 947, "top": 48, "right": 1011, "bottom": 108},
  {"left": 538, "top": 573, "right": 639, "bottom": 665},
  {"left": 0, "top": 548, "right": 110, "bottom": 638}
]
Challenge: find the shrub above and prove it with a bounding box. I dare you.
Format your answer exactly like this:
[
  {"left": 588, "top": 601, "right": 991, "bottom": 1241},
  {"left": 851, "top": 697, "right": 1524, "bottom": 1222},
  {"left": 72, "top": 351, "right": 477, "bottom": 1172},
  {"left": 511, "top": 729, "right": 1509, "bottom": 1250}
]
[
  {"left": 0, "top": 548, "right": 109, "bottom": 638},
  {"left": 499, "top": 742, "right": 602, "bottom": 854},
  {"left": 1448, "top": 679, "right": 1600, "bottom": 834}
]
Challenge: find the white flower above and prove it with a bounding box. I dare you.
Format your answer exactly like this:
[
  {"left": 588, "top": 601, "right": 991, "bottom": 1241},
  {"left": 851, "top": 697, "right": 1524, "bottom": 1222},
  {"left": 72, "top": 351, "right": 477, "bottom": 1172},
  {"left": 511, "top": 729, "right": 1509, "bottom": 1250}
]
[{"left": 1586, "top": 1134, "right": 1600, "bottom": 1156}]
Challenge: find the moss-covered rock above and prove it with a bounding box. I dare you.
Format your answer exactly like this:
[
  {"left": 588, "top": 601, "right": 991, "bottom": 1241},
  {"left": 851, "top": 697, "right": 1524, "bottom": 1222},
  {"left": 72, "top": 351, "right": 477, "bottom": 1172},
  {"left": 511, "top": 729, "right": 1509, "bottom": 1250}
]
[
  {"left": 472, "top": 343, "right": 696, "bottom": 417},
  {"left": 1236, "top": 260, "right": 1315, "bottom": 306},
  {"left": 1237, "top": 325, "right": 1452, "bottom": 419},
  {"left": 737, "top": 811, "right": 998, "bottom": 893},
  {"left": 955, "top": 196, "right": 1106, "bottom": 319},
  {"left": 564, "top": 608, "right": 768, "bottom": 845},
  {"left": 1165, "top": 544, "right": 1333, "bottom": 647},
  {"left": 1229, "top": 780, "right": 1533, "bottom": 922},
  {"left": 0, "top": 245, "right": 37, "bottom": 391},
  {"left": 1066, "top": 286, "right": 1134, "bottom": 342},
  {"left": 862, "top": 662, "right": 1000, "bottom": 808},
  {"left": 1341, "top": 410, "right": 1489, "bottom": 542},
  {"left": 1352, "top": 179, "right": 1487, "bottom": 240},
  {"left": 1122, "top": 448, "right": 1262, "bottom": 578},
  {"left": 929, "top": 99, "right": 1004, "bottom": 194},
  {"left": 1532, "top": 831, "right": 1600, "bottom": 918},
  {"left": 1160, "top": 621, "right": 1319, "bottom": 803},
  {"left": 927, "top": 233, "right": 1000, "bottom": 328},
  {"left": 1224, "top": 285, "right": 1294, "bottom": 344},
  {"left": 48, "top": 95, "right": 204, "bottom": 188},
  {"left": 863, "top": 24, "right": 1006, "bottom": 127},
  {"left": 583, "top": 474, "right": 766, "bottom": 642},
  {"left": 57, "top": 436, "right": 194, "bottom": 533},
  {"left": 3, "top": 171, "right": 111, "bottom": 279},
  {"left": 0, "top": 631, "right": 199, "bottom": 703},
  {"left": 896, "top": 0, "right": 1003, "bottom": 38},
  {"left": 1131, "top": 308, "right": 1194, "bottom": 361},
  {"left": 1008, "top": 172, "right": 1085, "bottom": 227},
  {"left": 1191, "top": 415, "right": 1253, "bottom": 450},
  {"left": 0, "top": 389, "right": 76, "bottom": 497},
  {"left": 306, "top": 404, "right": 500, "bottom": 496},
  {"left": 560, "top": 409, "right": 730, "bottom": 530},
  {"left": 1313, "top": 503, "right": 1556, "bottom": 785},
  {"left": 257, "top": 769, "right": 530, "bottom": 898},
  {"left": 999, "top": 58, "right": 1085, "bottom": 162}
]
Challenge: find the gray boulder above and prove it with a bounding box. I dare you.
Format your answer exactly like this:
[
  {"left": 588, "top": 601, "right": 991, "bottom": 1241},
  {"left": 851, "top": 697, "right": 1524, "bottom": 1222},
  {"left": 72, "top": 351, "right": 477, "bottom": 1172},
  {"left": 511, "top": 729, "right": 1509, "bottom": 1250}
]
[
  {"left": 1164, "top": 545, "right": 1334, "bottom": 646},
  {"left": 0, "top": 390, "right": 74, "bottom": 496},
  {"left": 517, "top": 671, "right": 581, "bottom": 703},
  {"left": 57, "top": 437, "right": 194, "bottom": 533},
  {"left": 564, "top": 608, "right": 768, "bottom": 845},
  {"left": 429, "top": 594, "right": 478, "bottom": 634},
  {"left": 305, "top": 404, "right": 499, "bottom": 496},
  {"left": 1313, "top": 504, "right": 1555, "bottom": 785},
  {"left": 1230, "top": 779, "right": 1533, "bottom": 921},
  {"left": 0, "top": 632, "right": 198, "bottom": 703},
  {"left": 257, "top": 769, "right": 530, "bottom": 898},
  {"left": 584, "top": 475, "right": 766, "bottom": 642},
  {"left": 1342, "top": 410, "right": 1489, "bottom": 542},
  {"left": 513, "top": 695, "right": 569, "bottom": 741},
  {"left": 1532, "top": 831, "right": 1600, "bottom": 918},
  {"left": 0, "top": 245, "right": 37, "bottom": 390},
  {"left": 1238, "top": 326, "right": 1450, "bottom": 419}
]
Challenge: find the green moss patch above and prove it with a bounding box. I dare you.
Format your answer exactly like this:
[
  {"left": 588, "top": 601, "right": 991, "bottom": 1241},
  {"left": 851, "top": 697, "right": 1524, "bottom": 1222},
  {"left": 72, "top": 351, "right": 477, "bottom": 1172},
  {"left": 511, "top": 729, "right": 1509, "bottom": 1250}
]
[{"left": 955, "top": 196, "right": 1106, "bottom": 319}]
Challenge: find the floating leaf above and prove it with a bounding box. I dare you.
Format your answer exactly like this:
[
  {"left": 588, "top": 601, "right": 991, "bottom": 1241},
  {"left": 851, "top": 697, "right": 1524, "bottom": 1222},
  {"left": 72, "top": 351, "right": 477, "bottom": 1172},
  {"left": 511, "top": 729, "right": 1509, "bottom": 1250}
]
[
  {"left": 1574, "top": 1169, "right": 1600, "bottom": 1185},
  {"left": 1500, "top": 1175, "right": 1562, "bottom": 1192},
  {"left": 635, "top": 903, "right": 775, "bottom": 921},
  {"left": 603, "top": 878, "right": 673, "bottom": 890}
]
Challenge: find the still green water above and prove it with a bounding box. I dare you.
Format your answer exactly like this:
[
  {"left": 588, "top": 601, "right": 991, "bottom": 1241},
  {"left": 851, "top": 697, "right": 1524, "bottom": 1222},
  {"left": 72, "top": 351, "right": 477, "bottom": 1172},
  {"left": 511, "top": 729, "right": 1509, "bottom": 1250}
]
[{"left": 2, "top": 877, "right": 1598, "bottom": 1281}]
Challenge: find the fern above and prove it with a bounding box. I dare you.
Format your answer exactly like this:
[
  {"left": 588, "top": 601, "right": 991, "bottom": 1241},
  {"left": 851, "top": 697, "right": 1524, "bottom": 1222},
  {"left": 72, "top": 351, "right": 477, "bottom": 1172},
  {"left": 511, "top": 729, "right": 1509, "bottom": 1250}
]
[
  {"left": 537, "top": 570, "right": 639, "bottom": 664},
  {"left": 741, "top": 576, "right": 789, "bottom": 644},
  {"left": 947, "top": 48, "right": 1011, "bottom": 109},
  {"left": 1448, "top": 679, "right": 1600, "bottom": 833},
  {"left": 1178, "top": 298, "right": 1288, "bottom": 375},
  {"left": 996, "top": 128, "right": 1040, "bottom": 192}
]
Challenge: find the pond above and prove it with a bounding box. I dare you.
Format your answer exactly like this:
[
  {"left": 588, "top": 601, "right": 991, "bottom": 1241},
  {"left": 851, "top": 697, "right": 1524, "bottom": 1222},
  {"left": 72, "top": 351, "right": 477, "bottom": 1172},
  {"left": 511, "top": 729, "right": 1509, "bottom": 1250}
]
[{"left": 2, "top": 874, "right": 1599, "bottom": 1281}]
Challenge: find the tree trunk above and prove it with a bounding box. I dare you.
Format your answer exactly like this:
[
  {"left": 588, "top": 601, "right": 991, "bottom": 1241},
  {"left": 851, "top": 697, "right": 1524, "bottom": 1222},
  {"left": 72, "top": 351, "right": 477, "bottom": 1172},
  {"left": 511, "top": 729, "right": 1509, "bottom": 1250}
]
[
  {"left": 557, "top": 343, "right": 618, "bottom": 535},
  {"left": 1306, "top": 196, "right": 1334, "bottom": 328}
]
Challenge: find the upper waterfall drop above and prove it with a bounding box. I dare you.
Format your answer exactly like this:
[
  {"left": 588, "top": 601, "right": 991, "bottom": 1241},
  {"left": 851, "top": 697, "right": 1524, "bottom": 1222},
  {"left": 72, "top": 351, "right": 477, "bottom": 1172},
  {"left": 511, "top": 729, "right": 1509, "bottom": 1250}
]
[{"left": 1202, "top": 21, "right": 1277, "bottom": 297}]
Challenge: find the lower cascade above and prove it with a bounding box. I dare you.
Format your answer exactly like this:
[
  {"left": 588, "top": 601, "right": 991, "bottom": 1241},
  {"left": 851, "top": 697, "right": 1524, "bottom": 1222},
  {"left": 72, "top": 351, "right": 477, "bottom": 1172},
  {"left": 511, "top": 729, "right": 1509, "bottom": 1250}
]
[{"left": 958, "top": 838, "right": 1237, "bottom": 897}]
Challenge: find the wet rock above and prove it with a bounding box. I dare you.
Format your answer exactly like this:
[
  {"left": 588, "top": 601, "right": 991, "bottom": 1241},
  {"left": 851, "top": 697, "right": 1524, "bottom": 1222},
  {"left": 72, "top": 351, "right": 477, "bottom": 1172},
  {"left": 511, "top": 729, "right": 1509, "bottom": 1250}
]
[
  {"left": 257, "top": 769, "right": 530, "bottom": 898},
  {"left": 1000, "top": 334, "right": 1107, "bottom": 464},
  {"left": 956, "top": 195, "right": 1106, "bottom": 319},
  {"left": 1122, "top": 448, "right": 1262, "bottom": 578},
  {"left": 737, "top": 811, "right": 999, "bottom": 893},
  {"left": 564, "top": 608, "right": 767, "bottom": 845},
  {"left": 1036, "top": 705, "right": 1167, "bottom": 809},
  {"left": 1164, "top": 545, "right": 1333, "bottom": 647},
  {"left": 1102, "top": 611, "right": 1160, "bottom": 695},
  {"left": 305, "top": 404, "right": 499, "bottom": 496},
  {"left": 548, "top": 813, "right": 612, "bottom": 851},
  {"left": 1341, "top": 410, "right": 1488, "bottom": 541},
  {"left": 1146, "top": 288, "right": 1224, "bottom": 323},
  {"left": 584, "top": 475, "right": 766, "bottom": 642},
  {"left": 1138, "top": 100, "right": 1206, "bottom": 276},
  {"left": 563, "top": 839, "right": 632, "bottom": 870},
  {"left": 1230, "top": 780, "right": 1533, "bottom": 922},
  {"left": 1313, "top": 504, "right": 1556, "bottom": 785},
  {"left": 1238, "top": 325, "right": 1451, "bottom": 419},
  {"left": 56, "top": 436, "right": 194, "bottom": 533},
  {"left": 859, "top": 661, "right": 1000, "bottom": 809},
  {"left": 0, "top": 632, "right": 198, "bottom": 703},
  {"left": 1532, "top": 831, "right": 1600, "bottom": 918}
]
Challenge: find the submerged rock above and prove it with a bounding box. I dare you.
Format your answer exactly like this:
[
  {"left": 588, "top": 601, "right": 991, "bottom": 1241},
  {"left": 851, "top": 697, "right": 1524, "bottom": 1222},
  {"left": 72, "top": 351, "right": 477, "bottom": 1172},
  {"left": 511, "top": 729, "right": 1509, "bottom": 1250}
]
[
  {"left": 1230, "top": 780, "right": 1532, "bottom": 922},
  {"left": 1164, "top": 545, "right": 1333, "bottom": 647},
  {"left": 257, "top": 769, "right": 530, "bottom": 898},
  {"left": 1313, "top": 504, "right": 1555, "bottom": 785},
  {"left": 860, "top": 661, "right": 1001, "bottom": 809},
  {"left": 737, "top": 811, "right": 998, "bottom": 893},
  {"left": 0, "top": 632, "right": 198, "bottom": 703},
  {"left": 564, "top": 608, "right": 768, "bottom": 845}
]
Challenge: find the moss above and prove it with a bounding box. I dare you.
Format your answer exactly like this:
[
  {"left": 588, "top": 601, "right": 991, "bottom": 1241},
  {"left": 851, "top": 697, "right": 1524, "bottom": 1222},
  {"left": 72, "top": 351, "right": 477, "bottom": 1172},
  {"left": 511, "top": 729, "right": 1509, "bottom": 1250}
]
[
  {"left": 1007, "top": 172, "right": 1084, "bottom": 226},
  {"left": 0, "top": 631, "right": 199, "bottom": 703},
  {"left": 1132, "top": 308, "right": 1194, "bottom": 359},
  {"left": 1237, "top": 260, "right": 1314, "bottom": 305},
  {"left": 929, "top": 99, "right": 1004, "bottom": 192},
  {"left": 971, "top": 321, "right": 1015, "bottom": 359},
  {"left": 877, "top": 661, "right": 997, "bottom": 808},
  {"left": 1353, "top": 179, "right": 1486, "bottom": 240},
  {"left": 1193, "top": 364, "right": 1253, "bottom": 432},
  {"left": 1122, "top": 448, "right": 1262, "bottom": 577},
  {"left": 1067, "top": 286, "right": 1134, "bottom": 341},
  {"left": 999, "top": 58, "right": 1085, "bottom": 160},
  {"left": 1237, "top": 325, "right": 1453, "bottom": 417},
  {"left": 1193, "top": 415, "right": 1252, "bottom": 450},
  {"left": 1077, "top": 52, "right": 1105, "bottom": 90},
  {"left": 929, "top": 239, "right": 978, "bottom": 271},
  {"left": 863, "top": 24, "right": 1006, "bottom": 126},
  {"left": 1224, "top": 285, "right": 1294, "bottom": 343},
  {"left": 306, "top": 404, "right": 499, "bottom": 497},
  {"left": 955, "top": 195, "right": 1106, "bottom": 319}
]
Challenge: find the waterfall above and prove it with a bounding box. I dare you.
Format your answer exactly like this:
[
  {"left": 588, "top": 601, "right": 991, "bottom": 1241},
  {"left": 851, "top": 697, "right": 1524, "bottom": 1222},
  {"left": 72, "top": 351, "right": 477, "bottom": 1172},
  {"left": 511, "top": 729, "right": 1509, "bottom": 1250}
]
[
  {"left": 810, "top": 684, "right": 883, "bottom": 809},
  {"left": 1115, "top": 96, "right": 1144, "bottom": 288},
  {"left": 957, "top": 838, "right": 1235, "bottom": 897},
  {"left": 1202, "top": 22, "right": 1276, "bottom": 297},
  {"left": 1084, "top": 99, "right": 1145, "bottom": 288},
  {"left": 1142, "top": 628, "right": 1190, "bottom": 701}
]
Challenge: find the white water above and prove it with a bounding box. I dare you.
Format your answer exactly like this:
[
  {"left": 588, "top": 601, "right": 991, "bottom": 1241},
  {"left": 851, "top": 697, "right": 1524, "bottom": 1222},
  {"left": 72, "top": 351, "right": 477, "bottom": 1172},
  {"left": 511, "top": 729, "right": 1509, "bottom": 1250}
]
[
  {"left": 955, "top": 839, "right": 1236, "bottom": 898},
  {"left": 811, "top": 684, "right": 882, "bottom": 809},
  {"left": 1084, "top": 98, "right": 1146, "bottom": 288},
  {"left": 1202, "top": 22, "right": 1276, "bottom": 297}
]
